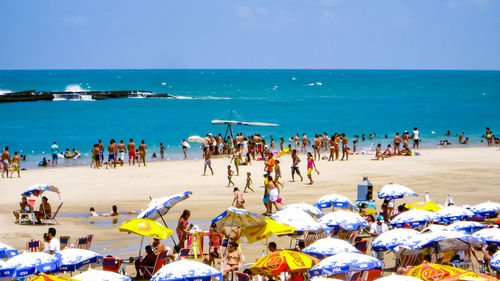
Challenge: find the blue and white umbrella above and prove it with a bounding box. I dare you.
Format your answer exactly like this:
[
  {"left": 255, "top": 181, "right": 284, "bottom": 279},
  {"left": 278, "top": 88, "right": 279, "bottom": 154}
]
[
  {"left": 317, "top": 210, "right": 368, "bottom": 231},
  {"left": 471, "top": 201, "right": 500, "bottom": 217},
  {"left": 491, "top": 251, "right": 500, "bottom": 271},
  {"left": 151, "top": 259, "right": 222, "bottom": 281},
  {"left": 271, "top": 209, "right": 323, "bottom": 231},
  {"left": 314, "top": 193, "right": 356, "bottom": 210},
  {"left": 472, "top": 228, "right": 500, "bottom": 246},
  {"left": 137, "top": 191, "right": 192, "bottom": 221},
  {"left": 447, "top": 221, "right": 486, "bottom": 234},
  {"left": 0, "top": 260, "right": 14, "bottom": 278},
  {"left": 0, "top": 242, "right": 18, "bottom": 258},
  {"left": 391, "top": 209, "right": 434, "bottom": 228},
  {"left": 74, "top": 269, "right": 131, "bottom": 281},
  {"left": 279, "top": 203, "right": 324, "bottom": 218},
  {"left": 432, "top": 206, "right": 474, "bottom": 223},
  {"left": 59, "top": 248, "right": 103, "bottom": 272},
  {"left": 302, "top": 237, "right": 360, "bottom": 258},
  {"left": 309, "top": 253, "right": 383, "bottom": 276},
  {"left": 401, "top": 230, "right": 474, "bottom": 252},
  {"left": 21, "top": 184, "right": 61, "bottom": 199},
  {"left": 212, "top": 207, "right": 264, "bottom": 229},
  {"left": 372, "top": 229, "right": 419, "bottom": 251},
  {"left": 6, "top": 252, "right": 59, "bottom": 277},
  {"left": 377, "top": 183, "right": 418, "bottom": 199}
]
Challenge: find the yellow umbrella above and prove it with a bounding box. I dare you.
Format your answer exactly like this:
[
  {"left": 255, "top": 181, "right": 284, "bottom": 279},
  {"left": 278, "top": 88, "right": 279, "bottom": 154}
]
[
  {"left": 29, "top": 275, "right": 78, "bottom": 281},
  {"left": 439, "top": 271, "right": 498, "bottom": 281},
  {"left": 405, "top": 262, "right": 466, "bottom": 280},
  {"left": 250, "top": 250, "right": 319, "bottom": 277},
  {"left": 406, "top": 201, "right": 442, "bottom": 212},
  {"left": 119, "top": 218, "right": 173, "bottom": 239},
  {"left": 243, "top": 218, "right": 296, "bottom": 243}
]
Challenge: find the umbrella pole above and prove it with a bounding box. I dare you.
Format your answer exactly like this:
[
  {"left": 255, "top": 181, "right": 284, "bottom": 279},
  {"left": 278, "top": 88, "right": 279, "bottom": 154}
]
[
  {"left": 157, "top": 211, "right": 177, "bottom": 246},
  {"left": 138, "top": 235, "right": 144, "bottom": 257}
]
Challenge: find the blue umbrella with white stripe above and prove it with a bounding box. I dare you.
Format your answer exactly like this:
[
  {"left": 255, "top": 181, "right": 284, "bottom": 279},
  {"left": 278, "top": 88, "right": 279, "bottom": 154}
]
[
  {"left": 315, "top": 193, "right": 356, "bottom": 210},
  {"left": 432, "top": 206, "right": 475, "bottom": 223},
  {"left": 472, "top": 228, "right": 500, "bottom": 246},
  {"left": 377, "top": 183, "right": 418, "bottom": 199},
  {"left": 471, "top": 201, "right": 500, "bottom": 217},
  {"left": 21, "top": 184, "right": 61, "bottom": 199},
  {"left": 74, "top": 269, "right": 131, "bottom": 281},
  {"left": 6, "top": 252, "right": 59, "bottom": 277},
  {"left": 372, "top": 229, "right": 419, "bottom": 251},
  {"left": 150, "top": 259, "right": 222, "bottom": 281},
  {"left": 0, "top": 242, "right": 18, "bottom": 258},
  {"left": 302, "top": 237, "right": 360, "bottom": 259},
  {"left": 0, "top": 260, "right": 14, "bottom": 278},
  {"left": 391, "top": 209, "right": 434, "bottom": 228},
  {"left": 491, "top": 251, "right": 500, "bottom": 271},
  {"left": 317, "top": 210, "right": 368, "bottom": 231},
  {"left": 212, "top": 207, "right": 264, "bottom": 229},
  {"left": 137, "top": 191, "right": 192, "bottom": 221},
  {"left": 59, "top": 248, "right": 103, "bottom": 272},
  {"left": 309, "top": 253, "right": 383, "bottom": 276},
  {"left": 447, "top": 221, "right": 486, "bottom": 234},
  {"left": 271, "top": 209, "right": 323, "bottom": 231},
  {"left": 401, "top": 230, "right": 474, "bottom": 252},
  {"left": 280, "top": 203, "right": 324, "bottom": 218}
]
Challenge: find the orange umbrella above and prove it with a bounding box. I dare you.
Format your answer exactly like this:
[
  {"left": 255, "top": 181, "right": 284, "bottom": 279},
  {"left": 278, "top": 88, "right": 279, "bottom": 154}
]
[
  {"left": 250, "top": 250, "right": 319, "bottom": 277},
  {"left": 405, "top": 262, "right": 466, "bottom": 280},
  {"left": 439, "top": 271, "right": 497, "bottom": 281}
]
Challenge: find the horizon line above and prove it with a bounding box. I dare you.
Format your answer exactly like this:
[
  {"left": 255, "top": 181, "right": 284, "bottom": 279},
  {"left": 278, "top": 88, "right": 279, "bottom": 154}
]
[{"left": 1, "top": 67, "right": 500, "bottom": 71}]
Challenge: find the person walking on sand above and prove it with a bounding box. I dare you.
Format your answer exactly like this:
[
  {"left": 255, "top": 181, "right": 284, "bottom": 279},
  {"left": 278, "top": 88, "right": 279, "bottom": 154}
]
[
  {"left": 244, "top": 172, "right": 254, "bottom": 193},
  {"left": 203, "top": 146, "right": 214, "bottom": 176},
  {"left": 138, "top": 140, "right": 147, "bottom": 167},
  {"left": 182, "top": 139, "right": 189, "bottom": 160},
  {"left": 291, "top": 149, "right": 303, "bottom": 182},
  {"left": 2, "top": 147, "right": 10, "bottom": 178},
  {"left": 11, "top": 152, "right": 21, "bottom": 178},
  {"left": 264, "top": 152, "right": 275, "bottom": 176},
  {"left": 340, "top": 133, "right": 348, "bottom": 161},
  {"left": 98, "top": 139, "right": 104, "bottom": 166},
  {"left": 306, "top": 152, "right": 319, "bottom": 184},
  {"left": 128, "top": 139, "right": 136, "bottom": 166},
  {"left": 50, "top": 142, "right": 59, "bottom": 167},
  {"left": 274, "top": 160, "right": 284, "bottom": 187},
  {"left": 232, "top": 187, "right": 245, "bottom": 208},
  {"left": 227, "top": 165, "right": 235, "bottom": 187},
  {"left": 266, "top": 175, "right": 280, "bottom": 214}
]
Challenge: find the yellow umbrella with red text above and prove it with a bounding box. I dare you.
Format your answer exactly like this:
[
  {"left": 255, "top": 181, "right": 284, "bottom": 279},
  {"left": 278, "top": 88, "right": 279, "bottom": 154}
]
[
  {"left": 250, "top": 250, "right": 319, "bottom": 277},
  {"left": 29, "top": 275, "right": 78, "bottom": 281},
  {"left": 405, "top": 262, "right": 466, "bottom": 280},
  {"left": 243, "top": 218, "right": 296, "bottom": 243}
]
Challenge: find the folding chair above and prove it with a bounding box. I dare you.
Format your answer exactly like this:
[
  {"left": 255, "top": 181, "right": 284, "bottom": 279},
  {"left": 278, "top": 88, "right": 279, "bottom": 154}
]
[
  {"left": 27, "top": 239, "right": 40, "bottom": 252},
  {"left": 103, "top": 257, "right": 120, "bottom": 272},
  {"left": 354, "top": 240, "right": 368, "bottom": 253},
  {"left": 236, "top": 273, "right": 250, "bottom": 281},
  {"left": 347, "top": 271, "right": 363, "bottom": 281},
  {"left": 366, "top": 268, "right": 382, "bottom": 281},
  {"left": 142, "top": 250, "right": 169, "bottom": 277},
  {"left": 304, "top": 231, "right": 318, "bottom": 247},
  {"left": 76, "top": 236, "right": 88, "bottom": 249},
  {"left": 41, "top": 202, "right": 63, "bottom": 225},
  {"left": 176, "top": 248, "right": 191, "bottom": 260},
  {"left": 86, "top": 234, "right": 94, "bottom": 249},
  {"left": 60, "top": 236, "right": 70, "bottom": 250}
]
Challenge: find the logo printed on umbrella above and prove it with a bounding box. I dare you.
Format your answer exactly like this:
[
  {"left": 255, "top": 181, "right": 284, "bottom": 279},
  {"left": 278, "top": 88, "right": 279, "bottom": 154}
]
[
  {"left": 265, "top": 256, "right": 284, "bottom": 269},
  {"left": 138, "top": 223, "right": 151, "bottom": 231},
  {"left": 422, "top": 268, "right": 446, "bottom": 280},
  {"left": 289, "top": 252, "right": 306, "bottom": 267}
]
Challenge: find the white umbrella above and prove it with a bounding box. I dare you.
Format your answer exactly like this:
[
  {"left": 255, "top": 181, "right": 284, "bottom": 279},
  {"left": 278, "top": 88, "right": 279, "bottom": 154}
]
[
  {"left": 447, "top": 221, "right": 486, "bottom": 234},
  {"left": 491, "top": 251, "right": 500, "bottom": 271},
  {"left": 0, "top": 242, "right": 18, "bottom": 258},
  {"left": 187, "top": 136, "right": 206, "bottom": 144},
  {"left": 315, "top": 193, "right": 356, "bottom": 210},
  {"left": 372, "top": 229, "right": 419, "bottom": 251},
  {"left": 150, "top": 259, "right": 222, "bottom": 281},
  {"left": 433, "top": 206, "right": 475, "bottom": 223},
  {"left": 377, "top": 183, "right": 417, "bottom": 199},
  {"left": 6, "top": 252, "right": 59, "bottom": 277},
  {"left": 420, "top": 224, "right": 449, "bottom": 233},
  {"left": 317, "top": 210, "right": 368, "bottom": 231},
  {"left": 391, "top": 209, "right": 434, "bottom": 228},
  {"left": 375, "top": 275, "right": 421, "bottom": 281},
  {"left": 271, "top": 209, "right": 322, "bottom": 231},
  {"left": 309, "top": 253, "right": 383, "bottom": 276},
  {"left": 472, "top": 228, "right": 500, "bottom": 246},
  {"left": 212, "top": 207, "right": 265, "bottom": 229},
  {"left": 0, "top": 260, "right": 14, "bottom": 278},
  {"left": 73, "top": 269, "right": 131, "bottom": 281},
  {"left": 59, "top": 248, "right": 103, "bottom": 272},
  {"left": 471, "top": 201, "right": 500, "bottom": 217},
  {"left": 137, "top": 191, "right": 192, "bottom": 221},
  {"left": 302, "top": 237, "right": 360, "bottom": 258},
  {"left": 22, "top": 184, "right": 61, "bottom": 199},
  {"left": 279, "top": 203, "right": 324, "bottom": 218},
  {"left": 402, "top": 230, "right": 474, "bottom": 252}
]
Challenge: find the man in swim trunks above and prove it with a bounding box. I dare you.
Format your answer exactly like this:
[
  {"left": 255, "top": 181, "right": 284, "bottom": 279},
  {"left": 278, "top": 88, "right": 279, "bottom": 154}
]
[
  {"left": 313, "top": 135, "right": 321, "bottom": 160},
  {"left": 91, "top": 144, "right": 100, "bottom": 169},
  {"left": 98, "top": 139, "right": 104, "bottom": 166},
  {"left": 50, "top": 142, "right": 59, "bottom": 167},
  {"left": 2, "top": 147, "right": 10, "bottom": 178},
  {"left": 138, "top": 140, "right": 147, "bottom": 167},
  {"left": 128, "top": 139, "right": 136, "bottom": 166},
  {"left": 393, "top": 133, "right": 402, "bottom": 154},
  {"left": 107, "top": 139, "right": 117, "bottom": 169},
  {"left": 290, "top": 149, "right": 303, "bottom": 182},
  {"left": 11, "top": 152, "right": 21, "bottom": 178},
  {"left": 340, "top": 133, "right": 348, "bottom": 161},
  {"left": 203, "top": 147, "right": 213, "bottom": 176},
  {"left": 117, "top": 140, "right": 125, "bottom": 166}
]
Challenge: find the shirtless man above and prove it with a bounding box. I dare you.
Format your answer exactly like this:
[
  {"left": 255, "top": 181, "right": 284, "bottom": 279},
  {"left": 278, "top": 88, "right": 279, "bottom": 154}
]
[
  {"left": 393, "top": 133, "right": 402, "bottom": 154},
  {"left": 301, "top": 133, "right": 307, "bottom": 153},
  {"left": 232, "top": 187, "right": 245, "bottom": 208},
  {"left": 382, "top": 144, "right": 395, "bottom": 157},
  {"left": 313, "top": 135, "right": 321, "bottom": 160},
  {"left": 203, "top": 147, "right": 213, "bottom": 176},
  {"left": 117, "top": 140, "right": 125, "bottom": 166},
  {"left": 98, "top": 139, "right": 104, "bottom": 166},
  {"left": 106, "top": 139, "right": 117, "bottom": 169},
  {"left": 128, "top": 139, "right": 136, "bottom": 166},
  {"left": 340, "top": 133, "right": 348, "bottom": 161},
  {"left": 138, "top": 140, "right": 147, "bottom": 167},
  {"left": 11, "top": 152, "right": 20, "bottom": 178},
  {"left": 1, "top": 147, "right": 10, "bottom": 178},
  {"left": 92, "top": 144, "right": 100, "bottom": 169}
]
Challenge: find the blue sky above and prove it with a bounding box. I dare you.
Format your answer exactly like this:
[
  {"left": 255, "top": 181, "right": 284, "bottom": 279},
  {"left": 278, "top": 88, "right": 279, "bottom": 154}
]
[{"left": 1, "top": 0, "right": 499, "bottom": 69}]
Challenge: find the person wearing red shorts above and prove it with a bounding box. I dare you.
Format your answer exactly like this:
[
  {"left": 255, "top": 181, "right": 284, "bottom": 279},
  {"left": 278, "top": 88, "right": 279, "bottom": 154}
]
[{"left": 127, "top": 138, "right": 136, "bottom": 166}]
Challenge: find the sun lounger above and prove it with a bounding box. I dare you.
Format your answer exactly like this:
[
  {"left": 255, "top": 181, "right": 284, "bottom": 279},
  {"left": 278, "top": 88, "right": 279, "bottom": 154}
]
[
  {"left": 27, "top": 239, "right": 40, "bottom": 252},
  {"left": 60, "top": 236, "right": 70, "bottom": 250}
]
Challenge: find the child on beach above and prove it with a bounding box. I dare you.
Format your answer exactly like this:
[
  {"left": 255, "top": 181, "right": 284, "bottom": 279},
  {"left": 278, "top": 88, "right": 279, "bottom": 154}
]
[
  {"left": 306, "top": 152, "right": 319, "bottom": 185},
  {"left": 232, "top": 187, "right": 245, "bottom": 209},
  {"left": 274, "top": 160, "right": 283, "bottom": 187},
  {"left": 227, "top": 165, "right": 235, "bottom": 187},
  {"left": 244, "top": 172, "right": 254, "bottom": 193}
]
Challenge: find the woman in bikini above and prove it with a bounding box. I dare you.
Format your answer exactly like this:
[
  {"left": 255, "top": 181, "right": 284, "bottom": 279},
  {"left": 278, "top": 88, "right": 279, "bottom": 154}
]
[
  {"left": 306, "top": 152, "right": 319, "bottom": 185},
  {"left": 223, "top": 242, "right": 243, "bottom": 276}
]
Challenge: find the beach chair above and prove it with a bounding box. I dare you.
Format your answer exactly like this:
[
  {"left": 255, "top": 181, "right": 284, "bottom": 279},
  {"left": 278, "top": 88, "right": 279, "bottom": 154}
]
[
  {"left": 176, "top": 248, "right": 191, "bottom": 260},
  {"left": 354, "top": 240, "right": 368, "bottom": 253},
  {"left": 366, "top": 268, "right": 382, "bottom": 281},
  {"left": 86, "top": 234, "right": 94, "bottom": 249},
  {"left": 103, "top": 257, "right": 120, "bottom": 273},
  {"left": 236, "top": 272, "right": 250, "bottom": 281},
  {"left": 346, "top": 271, "right": 363, "bottom": 281},
  {"left": 59, "top": 236, "right": 70, "bottom": 250},
  {"left": 441, "top": 250, "right": 455, "bottom": 265},
  {"left": 142, "top": 250, "right": 169, "bottom": 277},
  {"left": 27, "top": 239, "right": 40, "bottom": 252},
  {"left": 41, "top": 202, "right": 63, "bottom": 225},
  {"left": 76, "top": 236, "right": 88, "bottom": 249},
  {"left": 303, "top": 231, "right": 317, "bottom": 247}
]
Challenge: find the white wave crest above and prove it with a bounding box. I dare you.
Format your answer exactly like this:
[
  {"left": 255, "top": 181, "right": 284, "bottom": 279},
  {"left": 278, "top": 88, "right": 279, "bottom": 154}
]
[
  {"left": 65, "top": 84, "right": 88, "bottom": 92},
  {"left": 172, "top": 95, "right": 231, "bottom": 100},
  {"left": 0, "top": 89, "right": 12, "bottom": 95}
]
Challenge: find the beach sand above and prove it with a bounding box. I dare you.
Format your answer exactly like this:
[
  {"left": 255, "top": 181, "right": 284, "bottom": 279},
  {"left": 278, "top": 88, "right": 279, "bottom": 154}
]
[{"left": 1, "top": 146, "right": 499, "bottom": 273}]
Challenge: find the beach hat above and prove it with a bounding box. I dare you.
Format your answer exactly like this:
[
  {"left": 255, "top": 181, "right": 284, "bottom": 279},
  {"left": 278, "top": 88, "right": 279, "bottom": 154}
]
[{"left": 377, "top": 215, "right": 385, "bottom": 222}]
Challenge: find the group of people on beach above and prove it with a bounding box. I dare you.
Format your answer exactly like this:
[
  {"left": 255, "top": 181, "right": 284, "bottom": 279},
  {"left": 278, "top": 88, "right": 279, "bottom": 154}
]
[
  {"left": 1, "top": 146, "right": 21, "bottom": 178},
  {"left": 89, "top": 139, "right": 149, "bottom": 169}
]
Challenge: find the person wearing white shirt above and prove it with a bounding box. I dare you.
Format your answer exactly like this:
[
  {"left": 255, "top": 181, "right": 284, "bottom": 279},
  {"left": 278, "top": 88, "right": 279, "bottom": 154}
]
[
  {"left": 48, "top": 227, "right": 60, "bottom": 254},
  {"left": 370, "top": 215, "right": 389, "bottom": 261},
  {"left": 412, "top": 127, "right": 420, "bottom": 149}
]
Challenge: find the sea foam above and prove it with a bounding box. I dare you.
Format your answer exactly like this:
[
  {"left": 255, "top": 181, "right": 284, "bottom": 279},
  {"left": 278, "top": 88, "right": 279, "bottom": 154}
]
[
  {"left": 0, "top": 89, "right": 12, "bottom": 95},
  {"left": 65, "top": 84, "right": 87, "bottom": 92}
]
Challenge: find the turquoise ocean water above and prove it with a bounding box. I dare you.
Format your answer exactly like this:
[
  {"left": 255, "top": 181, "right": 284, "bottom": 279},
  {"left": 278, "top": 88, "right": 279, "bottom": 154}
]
[{"left": 0, "top": 69, "right": 499, "bottom": 169}]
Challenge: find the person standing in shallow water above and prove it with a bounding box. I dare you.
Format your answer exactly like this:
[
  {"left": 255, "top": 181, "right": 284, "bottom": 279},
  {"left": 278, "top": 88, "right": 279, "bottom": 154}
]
[
  {"left": 160, "top": 143, "right": 165, "bottom": 159},
  {"left": 340, "top": 133, "right": 348, "bottom": 161},
  {"left": 128, "top": 139, "right": 136, "bottom": 166},
  {"left": 138, "top": 140, "right": 147, "bottom": 167}
]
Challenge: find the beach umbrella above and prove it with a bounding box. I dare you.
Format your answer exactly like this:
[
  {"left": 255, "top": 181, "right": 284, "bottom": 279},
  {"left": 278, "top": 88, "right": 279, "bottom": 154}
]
[
  {"left": 491, "top": 251, "right": 500, "bottom": 271},
  {"left": 187, "top": 136, "right": 206, "bottom": 144},
  {"left": 374, "top": 275, "right": 421, "bottom": 281},
  {"left": 471, "top": 201, "right": 500, "bottom": 217},
  {"left": 447, "top": 221, "right": 486, "bottom": 234},
  {"left": 271, "top": 209, "right": 323, "bottom": 231},
  {"left": 314, "top": 193, "right": 356, "bottom": 210},
  {"left": 212, "top": 207, "right": 265, "bottom": 230},
  {"left": 472, "top": 228, "right": 500, "bottom": 246},
  {"left": 433, "top": 206, "right": 475, "bottom": 223},
  {"left": 6, "top": 252, "right": 59, "bottom": 277},
  {"left": 0, "top": 242, "right": 19, "bottom": 258},
  {"left": 402, "top": 230, "right": 474, "bottom": 252},
  {"left": 302, "top": 237, "right": 360, "bottom": 258},
  {"left": 22, "top": 184, "right": 61, "bottom": 199},
  {"left": 28, "top": 274, "right": 78, "bottom": 281},
  {"left": 371, "top": 228, "right": 419, "bottom": 251},
  {"left": 137, "top": 191, "right": 192, "bottom": 221},
  {"left": 119, "top": 218, "right": 173, "bottom": 240},
  {"left": 150, "top": 259, "right": 222, "bottom": 281},
  {"left": 250, "top": 250, "right": 319, "bottom": 277},
  {"left": 309, "top": 252, "right": 383, "bottom": 277},
  {"left": 439, "top": 271, "right": 498, "bottom": 281},
  {"left": 405, "top": 262, "right": 467, "bottom": 280},
  {"left": 377, "top": 183, "right": 418, "bottom": 199},
  {"left": 279, "top": 203, "right": 324, "bottom": 218},
  {"left": 310, "top": 278, "right": 342, "bottom": 281},
  {"left": 317, "top": 210, "right": 368, "bottom": 231},
  {"left": 391, "top": 209, "right": 435, "bottom": 228},
  {"left": 181, "top": 140, "right": 191, "bottom": 148},
  {"left": 73, "top": 269, "right": 131, "bottom": 281},
  {"left": 58, "top": 248, "right": 103, "bottom": 272},
  {"left": 0, "top": 260, "right": 14, "bottom": 278},
  {"left": 405, "top": 201, "right": 442, "bottom": 212},
  {"left": 421, "top": 224, "right": 449, "bottom": 233},
  {"left": 242, "top": 218, "right": 296, "bottom": 243}
]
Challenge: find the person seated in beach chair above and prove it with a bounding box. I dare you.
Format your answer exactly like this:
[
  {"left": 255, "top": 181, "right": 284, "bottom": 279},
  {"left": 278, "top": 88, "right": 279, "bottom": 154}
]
[
  {"left": 35, "top": 196, "right": 51, "bottom": 224},
  {"left": 13, "top": 196, "right": 33, "bottom": 223},
  {"left": 134, "top": 245, "right": 157, "bottom": 279},
  {"left": 223, "top": 242, "right": 244, "bottom": 277}
]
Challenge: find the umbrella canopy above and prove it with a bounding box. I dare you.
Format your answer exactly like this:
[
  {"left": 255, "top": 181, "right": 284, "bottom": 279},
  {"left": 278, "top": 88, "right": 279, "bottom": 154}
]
[
  {"left": 314, "top": 194, "right": 356, "bottom": 210},
  {"left": 271, "top": 209, "right": 323, "bottom": 231},
  {"left": 0, "top": 242, "right": 19, "bottom": 258},
  {"left": 471, "top": 202, "right": 500, "bottom": 217},
  {"left": 6, "top": 252, "right": 59, "bottom": 277},
  {"left": 375, "top": 275, "right": 422, "bottom": 281},
  {"left": 250, "top": 250, "right": 319, "bottom": 277},
  {"left": 58, "top": 248, "right": 103, "bottom": 272},
  {"left": 402, "top": 230, "right": 474, "bottom": 252},
  {"left": 242, "top": 218, "right": 296, "bottom": 243},
  {"left": 317, "top": 210, "right": 368, "bottom": 231},
  {"left": 406, "top": 201, "right": 442, "bottom": 212},
  {"left": 302, "top": 237, "right": 360, "bottom": 258},
  {"left": 22, "top": 184, "right": 61, "bottom": 199},
  {"left": 391, "top": 209, "right": 435, "bottom": 228},
  {"left": 150, "top": 259, "right": 222, "bottom": 281},
  {"left": 309, "top": 252, "right": 383, "bottom": 276},
  {"left": 0, "top": 260, "right": 14, "bottom": 278},
  {"left": 372, "top": 229, "right": 419, "bottom": 251},
  {"left": 119, "top": 218, "right": 173, "bottom": 239},
  {"left": 377, "top": 183, "right": 418, "bottom": 199},
  {"left": 433, "top": 206, "right": 475, "bottom": 223},
  {"left": 447, "top": 221, "right": 486, "bottom": 234},
  {"left": 212, "top": 207, "right": 264, "bottom": 230},
  {"left": 187, "top": 136, "right": 206, "bottom": 144},
  {"left": 29, "top": 274, "right": 78, "bottom": 281},
  {"left": 137, "top": 191, "right": 192, "bottom": 221},
  {"left": 310, "top": 278, "right": 343, "bottom": 281},
  {"left": 439, "top": 271, "right": 498, "bottom": 281},
  {"left": 472, "top": 228, "right": 500, "bottom": 246},
  {"left": 491, "top": 251, "right": 500, "bottom": 271},
  {"left": 73, "top": 269, "right": 131, "bottom": 281},
  {"left": 279, "top": 203, "right": 324, "bottom": 218},
  {"left": 405, "top": 262, "right": 466, "bottom": 280}
]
